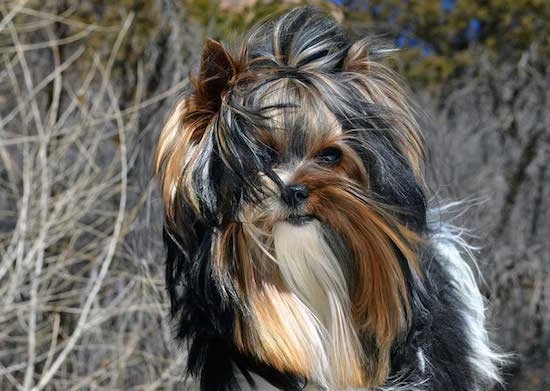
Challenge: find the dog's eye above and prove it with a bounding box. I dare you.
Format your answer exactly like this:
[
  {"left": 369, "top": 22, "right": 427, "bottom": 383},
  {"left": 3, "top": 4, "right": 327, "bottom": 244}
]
[
  {"left": 315, "top": 147, "right": 342, "bottom": 165},
  {"left": 262, "top": 147, "right": 279, "bottom": 166}
]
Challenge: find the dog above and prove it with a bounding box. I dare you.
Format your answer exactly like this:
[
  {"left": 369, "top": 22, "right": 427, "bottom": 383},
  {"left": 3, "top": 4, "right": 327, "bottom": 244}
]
[{"left": 155, "top": 7, "right": 502, "bottom": 390}]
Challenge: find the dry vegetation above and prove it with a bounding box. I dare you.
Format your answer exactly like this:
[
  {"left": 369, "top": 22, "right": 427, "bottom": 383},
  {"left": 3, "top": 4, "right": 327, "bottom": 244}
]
[
  {"left": 0, "top": 3, "right": 197, "bottom": 389},
  {"left": 420, "top": 44, "right": 549, "bottom": 389},
  {"left": 0, "top": 2, "right": 548, "bottom": 390}
]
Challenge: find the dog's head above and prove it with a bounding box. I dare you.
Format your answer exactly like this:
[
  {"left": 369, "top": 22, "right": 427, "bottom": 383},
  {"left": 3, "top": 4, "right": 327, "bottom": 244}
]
[{"left": 156, "top": 7, "right": 427, "bottom": 388}]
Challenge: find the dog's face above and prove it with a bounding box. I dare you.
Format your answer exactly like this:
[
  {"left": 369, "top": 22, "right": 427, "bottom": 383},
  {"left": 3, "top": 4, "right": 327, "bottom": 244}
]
[
  {"left": 232, "top": 80, "right": 369, "bottom": 235},
  {"left": 156, "top": 8, "right": 428, "bottom": 388}
]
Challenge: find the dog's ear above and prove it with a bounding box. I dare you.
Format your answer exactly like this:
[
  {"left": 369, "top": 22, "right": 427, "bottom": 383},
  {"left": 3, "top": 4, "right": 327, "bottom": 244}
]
[
  {"left": 343, "top": 38, "right": 370, "bottom": 72},
  {"left": 343, "top": 38, "right": 426, "bottom": 183},
  {"left": 195, "top": 39, "right": 236, "bottom": 110},
  {"left": 156, "top": 40, "right": 237, "bottom": 224}
]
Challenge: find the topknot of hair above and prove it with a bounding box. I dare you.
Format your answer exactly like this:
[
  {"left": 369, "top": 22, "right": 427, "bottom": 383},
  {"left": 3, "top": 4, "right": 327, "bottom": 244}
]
[{"left": 242, "top": 7, "right": 352, "bottom": 73}]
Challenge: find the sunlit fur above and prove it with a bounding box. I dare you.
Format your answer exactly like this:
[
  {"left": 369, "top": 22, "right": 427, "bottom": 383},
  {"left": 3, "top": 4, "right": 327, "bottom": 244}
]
[{"left": 155, "top": 7, "right": 502, "bottom": 391}]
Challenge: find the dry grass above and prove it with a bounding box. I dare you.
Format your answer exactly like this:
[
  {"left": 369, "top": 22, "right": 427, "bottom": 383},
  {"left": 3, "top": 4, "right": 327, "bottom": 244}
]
[{"left": 0, "top": 5, "right": 196, "bottom": 390}]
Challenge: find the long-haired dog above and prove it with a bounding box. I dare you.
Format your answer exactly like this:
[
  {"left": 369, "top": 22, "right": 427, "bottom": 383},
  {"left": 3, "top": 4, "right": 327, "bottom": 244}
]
[{"left": 155, "top": 7, "right": 502, "bottom": 391}]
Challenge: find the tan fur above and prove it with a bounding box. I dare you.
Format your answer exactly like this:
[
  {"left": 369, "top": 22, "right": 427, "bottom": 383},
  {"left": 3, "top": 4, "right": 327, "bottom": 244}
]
[
  {"left": 155, "top": 40, "right": 239, "bottom": 224},
  {"left": 272, "top": 221, "right": 366, "bottom": 387},
  {"left": 296, "top": 168, "right": 421, "bottom": 385}
]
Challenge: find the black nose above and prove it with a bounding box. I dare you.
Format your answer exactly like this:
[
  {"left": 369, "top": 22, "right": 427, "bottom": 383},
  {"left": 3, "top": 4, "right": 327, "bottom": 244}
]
[{"left": 282, "top": 184, "right": 310, "bottom": 207}]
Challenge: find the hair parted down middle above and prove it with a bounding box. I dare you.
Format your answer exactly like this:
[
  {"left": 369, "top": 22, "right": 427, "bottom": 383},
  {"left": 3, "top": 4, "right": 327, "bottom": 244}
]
[{"left": 155, "top": 6, "right": 502, "bottom": 391}]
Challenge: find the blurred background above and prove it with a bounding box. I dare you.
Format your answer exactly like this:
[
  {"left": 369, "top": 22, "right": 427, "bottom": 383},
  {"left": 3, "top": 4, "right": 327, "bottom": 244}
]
[{"left": 0, "top": 0, "right": 548, "bottom": 390}]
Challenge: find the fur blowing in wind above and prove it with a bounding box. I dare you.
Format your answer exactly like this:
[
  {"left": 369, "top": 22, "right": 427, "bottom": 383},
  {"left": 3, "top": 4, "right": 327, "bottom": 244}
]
[{"left": 155, "top": 6, "right": 503, "bottom": 391}]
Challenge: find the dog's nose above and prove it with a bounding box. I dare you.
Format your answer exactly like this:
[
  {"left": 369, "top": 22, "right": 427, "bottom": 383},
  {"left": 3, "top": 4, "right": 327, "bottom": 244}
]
[{"left": 282, "top": 184, "right": 310, "bottom": 207}]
